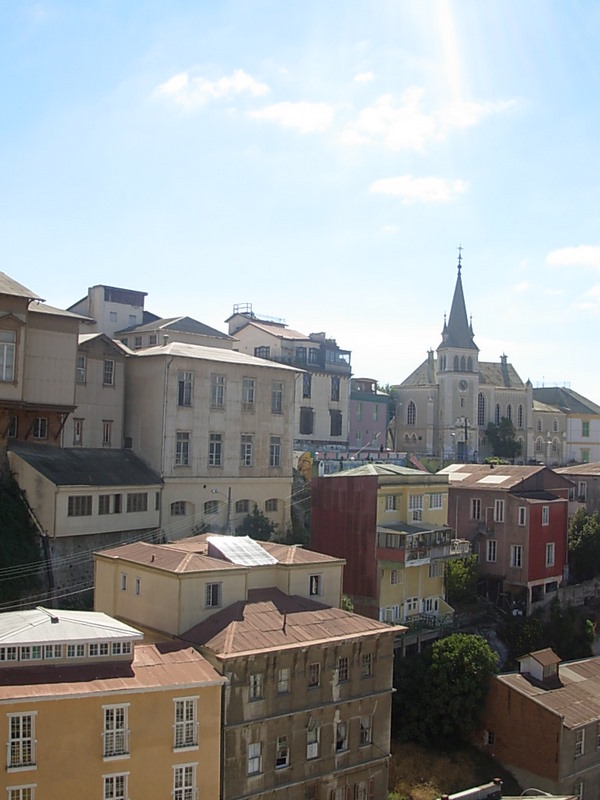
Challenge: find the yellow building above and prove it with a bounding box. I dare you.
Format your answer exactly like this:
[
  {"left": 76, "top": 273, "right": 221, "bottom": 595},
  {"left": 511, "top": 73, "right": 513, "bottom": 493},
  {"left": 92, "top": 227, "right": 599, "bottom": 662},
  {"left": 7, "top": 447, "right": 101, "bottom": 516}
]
[
  {"left": 311, "top": 464, "right": 470, "bottom": 642},
  {"left": 0, "top": 607, "right": 224, "bottom": 800}
]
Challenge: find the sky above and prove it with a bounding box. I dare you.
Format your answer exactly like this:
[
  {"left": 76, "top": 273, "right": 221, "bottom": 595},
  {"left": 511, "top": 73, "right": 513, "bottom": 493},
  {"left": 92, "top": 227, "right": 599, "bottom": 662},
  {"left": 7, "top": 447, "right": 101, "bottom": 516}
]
[{"left": 2, "top": 1, "right": 600, "bottom": 400}]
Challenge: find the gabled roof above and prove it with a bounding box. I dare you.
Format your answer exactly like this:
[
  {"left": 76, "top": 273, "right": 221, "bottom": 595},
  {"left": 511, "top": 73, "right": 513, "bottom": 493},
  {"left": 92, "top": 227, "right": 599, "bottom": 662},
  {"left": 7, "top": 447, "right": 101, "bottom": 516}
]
[
  {"left": 236, "top": 319, "right": 312, "bottom": 342},
  {"left": 131, "top": 341, "right": 300, "bottom": 371},
  {"left": 439, "top": 463, "right": 545, "bottom": 489},
  {"left": 0, "top": 607, "right": 142, "bottom": 645},
  {"left": 181, "top": 587, "right": 396, "bottom": 658},
  {"left": 29, "top": 301, "right": 92, "bottom": 322},
  {"left": 78, "top": 332, "right": 129, "bottom": 355},
  {"left": 8, "top": 443, "right": 162, "bottom": 488},
  {"left": 533, "top": 387, "right": 600, "bottom": 416},
  {"left": 398, "top": 358, "right": 436, "bottom": 388},
  {"left": 327, "top": 463, "right": 423, "bottom": 478},
  {"left": 478, "top": 361, "right": 526, "bottom": 389},
  {"left": 0, "top": 272, "right": 42, "bottom": 301},
  {"left": 116, "top": 315, "right": 233, "bottom": 341}
]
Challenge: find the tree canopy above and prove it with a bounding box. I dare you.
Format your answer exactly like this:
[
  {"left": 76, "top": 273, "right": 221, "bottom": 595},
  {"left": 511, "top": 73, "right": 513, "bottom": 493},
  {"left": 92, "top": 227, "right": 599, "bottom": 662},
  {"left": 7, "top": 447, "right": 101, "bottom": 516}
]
[
  {"left": 444, "top": 556, "right": 478, "bottom": 605},
  {"left": 485, "top": 417, "right": 522, "bottom": 461},
  {"left": 235, "top": 508, "right": 277, "bottom": 541},
  {"left": 393, "top": 633, "right": 498, "bottom": 744},
  {"left": 568, "top": 508, "right": 600, "bottom": 582}
]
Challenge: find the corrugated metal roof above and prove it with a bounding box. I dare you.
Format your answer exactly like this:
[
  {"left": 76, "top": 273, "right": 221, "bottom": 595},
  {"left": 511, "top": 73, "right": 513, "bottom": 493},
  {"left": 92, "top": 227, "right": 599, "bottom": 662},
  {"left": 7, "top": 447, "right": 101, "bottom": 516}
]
[
  {"left": 439, "top": 464, "right": 545, "bottom": 489},
  {"left": 0, "top": 643, "right": 224, "bottom": 701},
  {"left": 533, "top": 387, "right": 600, "bottom": 416},
  {"left": 498, "top": 655, "right": 600, "bottom": 729},
  {"left": 8, "top": 443, "right": 163, "bottom": 488},
  {"left": 0, "top": 272, "right": 41, "bottom": 300},
  {"left": 0, "top": 608, "right": 143, "bottom": 645},
  {"left": 131, "top": 340, "right": 299, "bottom": 371},
  {"left": 557, "top": 462, "right": 600, "bottom": 477},
  {"left": 327, "top": 464, "right": 422, "bottom": 478},
  {"left": 181, "top": 588, "right": 398, "bottom": 658}
]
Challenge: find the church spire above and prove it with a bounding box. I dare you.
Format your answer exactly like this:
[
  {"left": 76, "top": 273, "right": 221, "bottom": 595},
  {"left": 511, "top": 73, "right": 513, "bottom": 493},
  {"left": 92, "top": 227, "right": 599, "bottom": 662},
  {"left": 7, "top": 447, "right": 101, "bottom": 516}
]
[{"left": 438, "top": 249, "right": 478, "bottom": 351}]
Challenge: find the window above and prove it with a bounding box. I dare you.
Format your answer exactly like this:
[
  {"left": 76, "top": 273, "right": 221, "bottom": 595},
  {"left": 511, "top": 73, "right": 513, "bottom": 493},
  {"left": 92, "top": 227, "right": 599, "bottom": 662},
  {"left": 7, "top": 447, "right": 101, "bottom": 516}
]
[
  {"left": 265, "top": 498, "right": 278, "bottom": 512},
  {"left": 360, "top": 716, "right": 372, "bottom": 746},
  {"left": 575, "top": 728, "right": 585, "bottom": 758},
  {"left": 103, "top": 359, "right": 115, "bottom": 386},
  {"left": 174, "top": 698, "right": 198, "bottom": 749},
  {"left": 276, "top": 736, "right": 290, "bottom": 769},
  {"left": 494, "top": 499, "right": 504, "bottom": 523},
  {"left": 309, "top": 574, "right": 322, "bottom": 596},
  {"left": 409, "top": 495, "right": 423, "bottom": 511},
  {"left": 506, "top": 404, "right": 512, "bottom": 421},
  {"left": 127, "top": 314, "right": 136, "bottom": 325},
  {"left": 148, "top": 333, "right": 157, "bottom": 346},
  {"left": 171, "top": 501, "right": 187, "bottom": 516},
  {"left": 582, "top": 421, "right": 590, "bottom": 437},
  {"left": 546, "top": 542, "right": 555, "bottom": 567},
  {"left": 296, "top": 347, "right": 307, "bottom": 363},
  {"left": 477, "top": 393, "right": 485, "bottom": 427},
  {"left": 385, "top": 495, "right": 397, "bottom": 511},
  {"left": 0, "top": 646, "right": 18, "bottom": 662},
  {"left": 582, "top": 449, "right": 590, "bottom": 464},
  {"left": 542, "top": 505, "right": 550, "bottom": 526},
  {"left": 68, "top": 495, "right": 92, "bottom": 517},
  {"left": 111, "top": 642, "right": 132, "bottom": 656},
  {"left": 335, "top": 721, "right": 348, "bottom": 752},
  {"left": 302, "top": 372, "right": 312, "bottom": 399},
  {"left": 494, "top": 403, "right": 501, "bottom": 425},
  {"left": 102, "top": 420, "right": 112, "bottom": 447},
  {"left": 209, "top": 433, "right": 223, "bottom": 466},
  {"left": 126, "top": 493, "right": 147, "bottom": 512},
  {"left": 518, "top": 506, "right": 526, "bottom": 526},
  {"left": 73, "top": 418, "right": 83, "bottom": 445},
  {"left": 175, "top": 431, "right": 190, "bottom": 466},
  {"left": 7, "top": 415, "right": 17, "bottom": 438},
  {"left": 8, "top": 713, "right": 35, "bottom": 768},
  {"left": 406, "top": 401, "right": 416, "bottom": 426},
  {"left": 205, "top": 582, "right": 222, "bottom": 608},
  {"left": 248, "top": 742, "right": 262, "bottom": 774},
  {"left": 430, "top": 493, "right": 443, "bottom": 510},
  {"left": 133, "top": 335, "right": 142, "bottom": 350},
  {"left": 0, "top": 330, "right": 16, "bottom": 381},
  {"left": 536, "top": 436, "right": 543, "bottom": 453},
  {"left": 278, "top": 667, "right": 290, "bottom": 693},
  {"left": 361, "top": 652, "right": 373, "bottom": 677},
  {"left": 209, "top": 374, "right": 225, "bottom": 408},
  {"left": 66, "top": 643, "right": 85, "bottom": 658},
  {"left": 271, "top": 381, "right": 284, "bottom": 414},
  {"left": 517, "top": 404, "right": 524, "bottom": 429},
  {"left": 537, "top": 417, "right": 542, "bottom": 432},
  {"left": 134, "top": 577, "right": 141, "bottom": 596},
  {"left": 254, "top": 345, "right": 270, "bottom": 359},
  {"left": 178, "top": 371, "right": 193, "bottom": 406},
  {"left": 308, "top": 347, "right": 319, "bottom": 364},
  {"left": 90, "top": 642, "right": 109, "bottom": 657},
  {"left": 390, "top": 569, "right": 399, "bottom": 585},
  {"left": 578, "top": 481, "right": 587, "bottom": 501},
  {"left": 240, "top": 434, "right": 253, "bottom": 467},
  {"left": 510, "top": 545, "right": 523, "bottom": 569},
  {"left": 269, "top": 435, "right": 281, "bottom": 467},
  {"left": 331, "top": 376, "right": 340, "bottom": 401},
  {"left": 242, "top": 377, "right": 255, "bottom": 409},
  {"left": 484, "top": 730, "right": 495, "bottom": 746},
  {"left": 43, "top": 644, "right": 62, "bottom": 659},
  {"left": 487, "top": 539, "right": 497, "bottom": 563},
  {"left": 307, "top": 726, "right": 320, "bottom": 759},
  {"left": 330, "top": 409, "right": 343, "bottom": 436},
  {"left": 103, "top": 705, "right": 129, "bottom": 758},
  {"left": 204, "top": 500, "right": 219, "bottom": 515},
  {"left": 173, "top": 765, "right": 196, "bottom": 800},
  {"left": 337, "top": 656, "right": 349, "bottom": 682},
  {"left": 355, "top": 782, "right": 369, "bottom": 800},
  {"left": 76, "top": 353, "right": 86, "bottom": 383},
  {"left": 300, "top": 406, "right": 314, "bottom": 434},
  {"left": 103, "top": 774, "right": 128, "bottom": 800},
  {"left": 573, "top": 782, "right": 583, "bottom": 800},
  {"left": 32, "top": 417, "right": 48, "bottom": 439},
  {"left": 8, "top": 787, "right": 35, "bottom": 800},
  {"left": 471, "top": 498, "right": 481, "bottom": 520},
  {"left": 308, "top": 662, "right": 321, "bottom": 688},
  {"left": 232, "top": 500, "right": 248, "bottom": 515}
]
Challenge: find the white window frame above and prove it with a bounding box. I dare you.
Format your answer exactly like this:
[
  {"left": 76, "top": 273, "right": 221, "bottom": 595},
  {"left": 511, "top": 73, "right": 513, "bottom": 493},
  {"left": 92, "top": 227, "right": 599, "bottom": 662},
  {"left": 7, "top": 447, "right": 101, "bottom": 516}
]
[
  {"left": 510, "top": 544, "right": 523, "bottom": 569},
  {"left": 309, "top": 574, "right": 322, "bottom": 597},
  {"left": 103, "top": 359, "right": 115, "bottom": 386},
  {"left": 175, "top": 431, "right": 190, "bottom": 466},
  {"left": 242, "top": 377, "right": 255, "bottom": 408},
  {"left": 103, "top": 704, "right": 129, "bottom": 759},
  {"left": 208, "top": 433, "right": 223, "bottom": 467},
  {"left": 248, "top": 742, "right": 262, "bottom": 775},
  {"left": 487, "top": 539, "right": 497, "bottom": 563},
  {"left": 542, "top": 505, "right": 550, "bottom": 526},
  {"left": 575, "top": 728, "right": 585, "bottom": 758},
  {"left": 0, "top": 330, "right": 16, "bottom": 382},
  {"left": 210, "top": 374, "right": 226, "bottom": 408},
  {"left": 240, "top": 434, "right": 253, "bottom": 467},
  {"left": 277, "top": 667, "right": 290, "bottom": 694},
  {"left": 173, "top": 764, "right": 196, "bottom": 800},
  {"left": 359, "top": 715, "right": 372, "bottom": 746},
  {"left": 103, "top": 772, "right": 128, "bottom": 800},
  {"left": 178, "top": 371, "right": 193, "bottom": 407},
  {"left": 408, "top": 494, "right": 423, "bottom": 511},
  {"left": 249, "top": 673, "right": 263, "bottom": 701},
  {"left": 269, "top": 435, "right": 281, "bottom": 467},
  {"left": 471, "top": 498, "right": 481, "bottom": 520},
  {"left": 546, "top": 542, "right": 555, "bottom": 567},
  {"left": 205, "top": 582, "right": 222, "bottom": 608},
  {"left": 518, "top": 506, "right": 526, "bottom": 526},
  {"left": 385, "top": 495, "right": 396, "bottom": 512},
  {"left": 7, "top": 712, "right": 36, "bottom": 769},
  {"left": 429, "top": 493, "right": 443, "bottom": 510},
  {"left": 494, "top": 499, "right": 505, "bottom": 523},
  {"left": 275, "top": 735, "right": 290, "bottom": 769},
  {"left": 306, "top": 726, "right": 320, "bottom": 759},
  {"left": 7, "top": 786, "right": 36, "bottom": 800},
  {"left": 173, "top": 697, "right": 198, "bottom": 750}
]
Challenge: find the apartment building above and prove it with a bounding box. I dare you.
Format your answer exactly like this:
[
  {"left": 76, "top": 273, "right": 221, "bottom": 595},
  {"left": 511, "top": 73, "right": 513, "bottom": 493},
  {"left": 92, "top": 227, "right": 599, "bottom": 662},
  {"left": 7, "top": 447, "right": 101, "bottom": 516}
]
[
  {"left": 0, "top": 607, "right": 225, "bottom": 800},
  {"left": 349, "top": 378, "right": 389, "bottom": 455},
  {"left": 117, "top": 315, "right": 235, "bottom": 351},
  {"left": 94, "top": 533, "right": 399, "bottom": 800},
  {"left": 311, "top": 464, "right": 469, "bottom": 634},
  {"left": 440, "top": 464, "right": 572, "bottom": 613},
  {"left": 124, "top": 341, "right": 298, "bottom": 536},
  {"left": 534, "top": 387, "right": 600, "bottom": 465},
  {"left": 556, "top": 462, "right": 600, "bottom": 518},
  {"left": 477, "top": 649, "right": 600, "bottom": 799},
  {"left": 226, "top": 304, "right": 352, "bottom": 451},
  {"left": 68, "top": 284, "right": 153, "bottom": 338}
]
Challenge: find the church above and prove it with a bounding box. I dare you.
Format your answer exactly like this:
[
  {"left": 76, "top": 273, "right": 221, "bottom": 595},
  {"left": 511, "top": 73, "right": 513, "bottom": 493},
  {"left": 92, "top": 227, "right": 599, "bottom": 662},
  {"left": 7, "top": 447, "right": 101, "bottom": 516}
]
[{"left": 391, "top": 253, "right": 533, "bottom": 462}]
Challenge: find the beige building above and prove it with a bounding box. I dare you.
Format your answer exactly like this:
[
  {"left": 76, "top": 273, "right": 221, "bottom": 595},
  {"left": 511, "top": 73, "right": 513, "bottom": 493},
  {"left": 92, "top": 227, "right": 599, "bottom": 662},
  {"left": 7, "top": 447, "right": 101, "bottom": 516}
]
[
  {"left": 226, "top": 304, "right": 352, "bottom": 451},
  {"left": 534, "top": 387, "right": 600, "bottom": 465},
  {"left": 94, "top": 534, "right": 399, "bottom": 800},
  {"left": 68, "top": 284, "right": 149, "bottom": 338},
  {"left": 117, "top": 315, "right": 236, "bottom": 351},
  {"left": 124, "top": 342, "right": 299, "bottom": 536},
  {"left": 0, "top": 607, "right": 225, "bottom": 800},
  {"left": 531, "top": 399, "right": 567, "bottom": 466}
]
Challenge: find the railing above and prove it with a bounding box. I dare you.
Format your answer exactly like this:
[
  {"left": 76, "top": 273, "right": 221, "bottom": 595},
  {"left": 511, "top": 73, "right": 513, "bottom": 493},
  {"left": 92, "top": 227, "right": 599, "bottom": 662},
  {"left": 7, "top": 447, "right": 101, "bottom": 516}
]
[
  {"left": 403, "top": 612, "right": 455, "bottom": 632},
  {"left": 7, "top": 740, "right": 36, "bottom": 770},
  {"left": 103, "top": 729, "right": 130, "bottom": 758}
]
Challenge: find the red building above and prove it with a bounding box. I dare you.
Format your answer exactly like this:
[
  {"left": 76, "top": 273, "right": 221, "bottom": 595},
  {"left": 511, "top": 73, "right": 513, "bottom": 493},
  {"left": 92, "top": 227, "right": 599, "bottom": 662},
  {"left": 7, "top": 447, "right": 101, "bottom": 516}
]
[{"left": 440, "top": 464, "right": 573, "bottom": 613}]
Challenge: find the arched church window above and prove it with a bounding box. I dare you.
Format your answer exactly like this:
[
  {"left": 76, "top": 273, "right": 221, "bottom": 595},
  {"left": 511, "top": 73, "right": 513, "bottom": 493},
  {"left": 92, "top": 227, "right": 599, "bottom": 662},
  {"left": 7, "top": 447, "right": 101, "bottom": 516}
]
[
  {"left": 537, "top": 418, "right": 542, "bottom": 433},
  {"left": 467, "top": 357, "right": 473, "bottom": 371},
  {"left": 460, "top": 356, "right": 466, "bottom": 371},
  {"left": 404, "top": 433, "right": 410, "bottom": 443},
  {"left": 478, "top": 394, "right": 485, "bottom": 427},
  {"left": 552, "top": 418, "right": 558, "bottom": 433},
  {"left": 517, "top": 404, "right": 523, "bottom": 429},
  {"left": 552, "top": 438, "right": 558, "bottom": 453},
  {"left": 453, "top": 356, "right": 459, "bottom": 371},
  {"left": 495, "top": 404, "right": 501, "bottom": 425},
  {"left": 506, "top": 404, "right": 512, "bottom": 421},
  {"left": 535, "top": 437, "right": 543, "bottom": 453},
  {"left": 406, "top": 401, "right": 416, "bottom": 426},
  {"left": 412, "top": 434, "right": 417, "bottom": 443}
]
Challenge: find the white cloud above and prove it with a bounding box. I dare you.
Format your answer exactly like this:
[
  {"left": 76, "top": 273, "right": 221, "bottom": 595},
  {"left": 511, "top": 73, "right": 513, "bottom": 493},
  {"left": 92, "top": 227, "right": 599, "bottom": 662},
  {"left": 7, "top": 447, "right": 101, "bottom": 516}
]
[
  {"left": 354, "top": 71, "right": 374, "bottom": 84},
  {"left": 154, "top": 69, "right": 269, "bottom": 109},
  {"left": 339, "top": 87, "right": 514, "bottom": 152},
  {"left": 514, "top": 281, "right": 530, "bottom": 293},
  {"left": 547, "top": 245, "right": 600, "bottom": 270},
  {"left": 249, "top": 101, "right": 334, "bottom": 133},
  {"left": 369, "top": 175, "right": 468, "bottom": 204}
]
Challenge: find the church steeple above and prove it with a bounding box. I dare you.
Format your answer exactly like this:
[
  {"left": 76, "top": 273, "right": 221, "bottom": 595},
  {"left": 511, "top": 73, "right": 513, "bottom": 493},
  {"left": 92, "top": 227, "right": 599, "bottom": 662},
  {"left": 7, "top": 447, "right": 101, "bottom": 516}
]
[{"left": 439, "top": 249, "right": 478, "bottom": 351}]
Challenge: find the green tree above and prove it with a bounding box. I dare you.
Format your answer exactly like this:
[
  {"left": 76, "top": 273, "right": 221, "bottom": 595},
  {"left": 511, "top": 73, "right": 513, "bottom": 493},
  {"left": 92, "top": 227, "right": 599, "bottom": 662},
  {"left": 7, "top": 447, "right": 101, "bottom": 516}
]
[
  {"left": 235, "top": 508, "right": 277, "bottom": 541},
  {"left": 393, "top": 634, "right": 498, "bottom": 744},
  {"left": 341, "top": 594, "right": 354, "bottom": 612},
  {"left": 568, "top": 508, "right": 600, "bottom": 582},
  {"left": 485, "top": 417, "right": 522, "bottom": 461},
  {"left": 445, "top": 555, "right": 478, "bottom": 605},
  {"left": 0, "top": 478, "right": 42, "bottom": 604}
]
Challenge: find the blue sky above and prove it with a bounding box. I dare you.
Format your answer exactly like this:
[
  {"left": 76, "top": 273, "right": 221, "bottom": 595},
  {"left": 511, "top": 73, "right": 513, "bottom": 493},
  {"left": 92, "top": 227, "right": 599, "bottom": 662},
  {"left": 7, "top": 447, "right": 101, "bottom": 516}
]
[{"left": 2, "top": 1, "right": 600, "bottom": 400}]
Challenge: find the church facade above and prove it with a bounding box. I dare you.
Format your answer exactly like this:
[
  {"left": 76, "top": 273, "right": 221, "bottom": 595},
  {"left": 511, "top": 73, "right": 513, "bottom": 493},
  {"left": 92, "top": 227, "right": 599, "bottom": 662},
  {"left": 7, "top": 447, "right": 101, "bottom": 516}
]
[{"left": 391, "top": 257, "right": 533, "bottom": 463}]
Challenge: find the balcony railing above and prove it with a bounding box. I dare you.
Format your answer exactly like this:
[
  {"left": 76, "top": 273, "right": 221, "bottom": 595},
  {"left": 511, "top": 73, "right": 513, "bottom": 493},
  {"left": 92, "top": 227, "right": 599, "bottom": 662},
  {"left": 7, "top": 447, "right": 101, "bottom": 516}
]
[
  {"left": 7, "top": 740, "right": 36, "bottom": 770},
  {"left": 403, "top": 612, "right": 455, "bottom": 632},
  {"left": 103, "top": 729, "right": 130, "bottom": 758}
]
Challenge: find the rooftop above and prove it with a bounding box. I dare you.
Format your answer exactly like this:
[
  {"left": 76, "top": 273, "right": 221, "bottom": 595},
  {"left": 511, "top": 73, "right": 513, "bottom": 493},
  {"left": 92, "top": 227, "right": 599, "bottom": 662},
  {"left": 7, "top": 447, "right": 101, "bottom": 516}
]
[
  {"left": 0, "top": 271, "right": 42, "bottom": 301},
  {"left": 116, "top": 315, "right": 234, "bottom": 340},
  {"left": 557, "top": 462, "right": 600, "bottom": 477},
  {"left": 533, "top": 386, "right": 600, "bottom": 416},
  {"left": 132, "top": 340, "right": 300, "bottom": 371},
  {"left": 0, "top": 607, "right": 143, "bottom": 646}
]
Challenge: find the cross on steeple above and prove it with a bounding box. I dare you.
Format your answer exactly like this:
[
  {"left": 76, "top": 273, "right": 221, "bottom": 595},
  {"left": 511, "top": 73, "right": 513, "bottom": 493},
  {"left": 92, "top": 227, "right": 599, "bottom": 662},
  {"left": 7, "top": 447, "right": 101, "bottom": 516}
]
[{"left": 457, "top": 244, "right": 463, "bottom": 273}]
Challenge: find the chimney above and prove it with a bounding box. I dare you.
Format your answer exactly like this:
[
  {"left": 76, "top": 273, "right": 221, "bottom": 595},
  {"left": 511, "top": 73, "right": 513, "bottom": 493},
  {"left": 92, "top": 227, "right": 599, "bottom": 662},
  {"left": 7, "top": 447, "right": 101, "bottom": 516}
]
[{"left": 163, "top": 334, "right": 169, "bottom": 346}]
